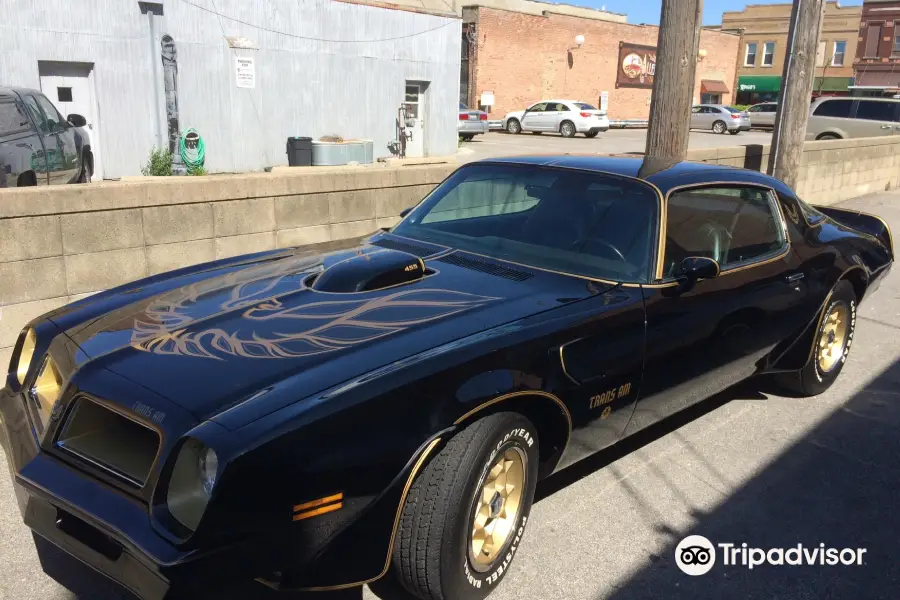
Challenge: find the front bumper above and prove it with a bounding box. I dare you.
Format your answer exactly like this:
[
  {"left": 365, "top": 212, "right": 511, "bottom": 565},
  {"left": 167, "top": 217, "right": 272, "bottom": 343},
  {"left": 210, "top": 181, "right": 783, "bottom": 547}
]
[
  {"left": 0, "top": 387, "right": 263, "bottom": 600},
  {"left": 458, "top": 120, "right": 489, "bottom": 135}
]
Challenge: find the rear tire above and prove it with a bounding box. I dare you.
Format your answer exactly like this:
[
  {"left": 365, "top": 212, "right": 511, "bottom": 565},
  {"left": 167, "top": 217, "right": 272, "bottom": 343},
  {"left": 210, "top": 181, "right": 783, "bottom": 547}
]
[
  {"left": 16, "top": 171, "right": 37, "bottom": 187},
  {"left": 729, "top": 130, "right": 740, "bottom": 135},
  {"left": 584, "top": 131, "right": 599, "bottom": 138},
  {"left": 817, "top": 133, "right": 841, "bottom": 140},
  {"left": 506, "top": 119, "right": 521, "bottom": 134},
  {"left": 776, "top": 281, "right": 856, "bottom": 397},
  {"left": 460, "top": 135, "right": 475, "bottom": 142},
  {"left": 388, "top": 412, "right": 539, "bottom": 600},
  {"left": 560, "top": 121, "right": 576, "bottom": 138},
  {"left": 712, "top": 120, "right": 727, "bottom": 134}
]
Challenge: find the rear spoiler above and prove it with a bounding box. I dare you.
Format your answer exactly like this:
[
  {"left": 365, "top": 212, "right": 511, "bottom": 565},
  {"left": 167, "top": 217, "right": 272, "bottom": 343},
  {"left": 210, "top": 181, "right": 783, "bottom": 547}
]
[{"left": 815, "top": 205, "right": 894, "bottom": 258}]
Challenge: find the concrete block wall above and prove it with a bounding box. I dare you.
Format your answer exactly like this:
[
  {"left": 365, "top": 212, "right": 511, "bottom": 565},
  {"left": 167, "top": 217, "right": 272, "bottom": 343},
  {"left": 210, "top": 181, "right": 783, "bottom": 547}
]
[
  {"left": 0, "top": 163, "right": 454, "bottom": 368},
  {"left": 685, "top": 136, "right": 900, "bottom": 205}
]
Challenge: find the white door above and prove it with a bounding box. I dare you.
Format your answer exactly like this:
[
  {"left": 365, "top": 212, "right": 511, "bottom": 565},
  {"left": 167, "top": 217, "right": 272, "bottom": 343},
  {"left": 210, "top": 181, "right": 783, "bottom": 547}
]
[
  {"left": 404, "top": 82, "right": 426, "bottom": 158},
  {"left": 39, "top": 62, "right": 102, "bottom": 179}
]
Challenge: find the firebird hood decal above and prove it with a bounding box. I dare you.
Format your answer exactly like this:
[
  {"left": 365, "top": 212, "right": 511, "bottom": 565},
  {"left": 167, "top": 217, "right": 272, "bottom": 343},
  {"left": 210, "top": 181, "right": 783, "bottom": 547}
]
[
  {"left": 131, "top": 288, "right": 499, "bottom": 360},
  {"left": 60, "top": 243, "right": 600, "bottom": 422}
]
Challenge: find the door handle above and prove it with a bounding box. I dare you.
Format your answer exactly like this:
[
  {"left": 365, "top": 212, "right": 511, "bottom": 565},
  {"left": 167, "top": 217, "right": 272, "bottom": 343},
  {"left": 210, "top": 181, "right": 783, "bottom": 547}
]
[{"left": 880, "top": 125, "right": 892, "bottom": 130}]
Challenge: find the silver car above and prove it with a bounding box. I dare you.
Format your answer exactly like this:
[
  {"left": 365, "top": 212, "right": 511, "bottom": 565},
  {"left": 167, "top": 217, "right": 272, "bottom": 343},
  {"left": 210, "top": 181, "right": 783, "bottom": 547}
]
[
  {"left": 690, "top": 104, "right": 751, "bottom": 135},
  {"left": 747, "top": 102, "right": 778, "bottom": 129},
  {"left": 458, "top": 103, "right": 489, "bottom": 141},
  {"left": 806, "top": 97, "right": 900, "bottom": 141}
]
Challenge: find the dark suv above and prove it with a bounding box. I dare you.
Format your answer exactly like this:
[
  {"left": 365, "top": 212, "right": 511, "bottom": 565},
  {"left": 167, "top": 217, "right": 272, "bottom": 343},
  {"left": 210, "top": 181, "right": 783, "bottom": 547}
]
[{"left": 0, "top": 87, "right": 92, "bottom": 188}]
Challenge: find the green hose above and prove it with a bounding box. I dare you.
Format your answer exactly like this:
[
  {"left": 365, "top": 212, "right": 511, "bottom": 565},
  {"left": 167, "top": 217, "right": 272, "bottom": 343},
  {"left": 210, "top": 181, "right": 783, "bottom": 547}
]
[{"left": 179, "top": 127, "right": 206, "bottom": 172}]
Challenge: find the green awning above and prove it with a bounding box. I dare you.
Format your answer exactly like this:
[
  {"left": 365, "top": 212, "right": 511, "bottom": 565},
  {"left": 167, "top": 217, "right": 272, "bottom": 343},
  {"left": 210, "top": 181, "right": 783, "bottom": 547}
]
[
  {"left": 737, "top": 75, "right": 782, "bottom": 93},
  {"left": 814, "top": 77, "right": 852, "bottom": 92}
]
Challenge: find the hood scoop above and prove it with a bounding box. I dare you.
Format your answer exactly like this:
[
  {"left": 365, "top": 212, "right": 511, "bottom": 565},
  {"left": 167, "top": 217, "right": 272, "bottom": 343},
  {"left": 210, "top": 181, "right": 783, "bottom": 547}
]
[{"left": 310, "top": 249, "right": 427, "bottom": 293}]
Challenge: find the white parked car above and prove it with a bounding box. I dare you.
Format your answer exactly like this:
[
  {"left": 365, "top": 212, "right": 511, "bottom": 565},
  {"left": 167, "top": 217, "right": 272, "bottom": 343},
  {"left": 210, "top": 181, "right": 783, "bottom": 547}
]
[{"left": 504, "top": 100, "right": 609, "bottom": 138}]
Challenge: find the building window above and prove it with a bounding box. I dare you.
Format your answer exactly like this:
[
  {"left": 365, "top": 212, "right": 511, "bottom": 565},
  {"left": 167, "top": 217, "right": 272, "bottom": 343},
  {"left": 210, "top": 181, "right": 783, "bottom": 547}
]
[
  {"left": 744, "top": 42, "right": 757, "bottom": 66},
  {"left": 832, "top": 41, "right": 846, "bottom": 66},
  {"left": 894, "top": 22, "right": 900, "bottom": 55},
  {"left": 57, "top": 87, "right": 73, "bottom": 102},
  {"left": 701, "top": 93, "right": 721, "bottom": 104},
  {"left": 865, "top": 23, "right": 882, "bottom": 58},
  {"left": 762, "top": 42, "right": 775, "bottom": 66}
]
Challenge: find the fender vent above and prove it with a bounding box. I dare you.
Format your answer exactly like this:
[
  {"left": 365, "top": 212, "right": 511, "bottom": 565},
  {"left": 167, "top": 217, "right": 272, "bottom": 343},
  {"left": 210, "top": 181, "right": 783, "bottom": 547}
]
[
  {"left": 371, "top": 238, "right": 439, "bottom": 258},
  {"left": 436, "top": 253, "right": 534, "bottom": 282}
]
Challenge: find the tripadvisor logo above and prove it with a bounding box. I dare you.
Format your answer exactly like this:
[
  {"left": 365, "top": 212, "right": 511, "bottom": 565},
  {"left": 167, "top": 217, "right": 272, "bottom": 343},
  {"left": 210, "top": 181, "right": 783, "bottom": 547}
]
[{"left": 675, "top": 536, "right": 867, "bottom": 575}]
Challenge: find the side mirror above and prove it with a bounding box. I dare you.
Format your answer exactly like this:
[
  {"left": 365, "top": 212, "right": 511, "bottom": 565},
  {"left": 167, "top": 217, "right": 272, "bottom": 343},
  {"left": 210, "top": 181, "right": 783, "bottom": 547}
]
[
  {"left": 399, "top": 207, "right": 413, "bottom": 218},
  {"left": 67, "top": 113, "right": 87, "bottom": 128},
  {"left": 680, "top": 256, "right": 720, "bottom": 281}
]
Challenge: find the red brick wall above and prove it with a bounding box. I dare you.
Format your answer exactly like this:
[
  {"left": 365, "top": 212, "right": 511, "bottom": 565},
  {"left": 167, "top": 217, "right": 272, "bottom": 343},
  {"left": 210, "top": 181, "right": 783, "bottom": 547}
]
[{"left": 471, "top": 8, "right": 741, "bottom": 120}]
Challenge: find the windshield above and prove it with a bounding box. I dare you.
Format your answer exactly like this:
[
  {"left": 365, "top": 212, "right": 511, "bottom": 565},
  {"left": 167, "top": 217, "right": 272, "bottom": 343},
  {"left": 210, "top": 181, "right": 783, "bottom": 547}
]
[
  {"left": 459, "top": 102, "right": 468, "bottom": 110},
  {"left": 391, "top": 164, "right": 659, "bottom": 283},
  {"left": 575, "top": 103, "right": 598, "bottom": 110}
]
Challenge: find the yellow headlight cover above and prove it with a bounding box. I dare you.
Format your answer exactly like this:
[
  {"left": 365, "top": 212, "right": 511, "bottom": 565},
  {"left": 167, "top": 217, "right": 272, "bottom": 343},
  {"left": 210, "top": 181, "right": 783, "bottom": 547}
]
[
  {"left": 32, "top": 356, "right": 62, "bottom": 424},
  {"left": 16, "top": 328, "right": 37, "bottom": 385}
]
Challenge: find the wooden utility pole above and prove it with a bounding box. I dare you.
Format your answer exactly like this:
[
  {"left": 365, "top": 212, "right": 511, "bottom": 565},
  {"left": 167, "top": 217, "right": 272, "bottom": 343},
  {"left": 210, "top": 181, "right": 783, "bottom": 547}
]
[
  {"left": 644, "top": 0, "right": 704, "bottom": 163},
  {"left": 767, "top": 0, "right": 826, "bottom": 188}
]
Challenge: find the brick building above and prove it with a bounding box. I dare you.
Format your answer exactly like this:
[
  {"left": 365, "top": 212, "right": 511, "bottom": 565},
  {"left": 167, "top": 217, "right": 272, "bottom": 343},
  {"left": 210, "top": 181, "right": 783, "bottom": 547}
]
[
  {"left": 719, "top": 1, "right": 861, "bottom": 104},
  {"left": 461, "top": 6, "right": 741, "bottom": 121},
  {"left": 853, "top": 0, "right": 900, "bottom": 95}
]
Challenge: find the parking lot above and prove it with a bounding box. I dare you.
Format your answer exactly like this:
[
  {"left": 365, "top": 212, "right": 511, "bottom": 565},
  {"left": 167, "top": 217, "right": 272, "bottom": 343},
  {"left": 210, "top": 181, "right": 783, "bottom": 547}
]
[
  {"left": 1, "top": 190, "right": 898, "bottom": 600},
  {"left": 458, "top": 128, "right": 774, "bottom": 162}
]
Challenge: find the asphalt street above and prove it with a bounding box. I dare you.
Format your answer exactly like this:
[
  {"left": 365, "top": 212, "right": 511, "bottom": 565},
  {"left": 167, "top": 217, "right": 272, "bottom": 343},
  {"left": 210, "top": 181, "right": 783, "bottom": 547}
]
[
  {"left": 457, "top": 128, "right": 774, "bottom": 163},
  {"left": 1, "top": 190, "right": 898, "bottom": 600}
]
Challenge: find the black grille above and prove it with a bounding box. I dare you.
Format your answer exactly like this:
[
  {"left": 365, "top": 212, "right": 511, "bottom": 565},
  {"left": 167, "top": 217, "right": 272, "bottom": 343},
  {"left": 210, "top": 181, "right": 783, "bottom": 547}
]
[
  {"left": 371, "top": 237, "right": 439, "bottom": 258},
  {"left": 436, "top": 253, "right": 534, "bottom": 282}
]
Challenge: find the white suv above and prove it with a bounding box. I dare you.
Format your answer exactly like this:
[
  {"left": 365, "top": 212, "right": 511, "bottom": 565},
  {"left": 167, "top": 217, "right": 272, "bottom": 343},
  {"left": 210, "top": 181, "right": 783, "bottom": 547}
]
[{"left": 504, "top": 100, "right": 610, "bottom": 138}]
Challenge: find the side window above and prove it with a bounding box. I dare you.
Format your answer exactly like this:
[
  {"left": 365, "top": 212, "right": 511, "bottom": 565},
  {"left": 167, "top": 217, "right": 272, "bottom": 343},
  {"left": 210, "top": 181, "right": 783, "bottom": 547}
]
[
  {"left": 664, "top": 186, "right": 786, "bottom": 277},
  {"left": 35, "top": 94, "right": 66, "bottom": 132},
  {"left": 528, "top": 103, "right": 548, "bottom": 112},
  {"left": 855, "top": 100, "right": 898, "bottom": 122},
  {"left": 691, "top": 106, "right": 701, "bottom": 114},
  {"left": 813, "top": 99, "right": 853, "bottom": 118},
  {"left": 0, "top": 100, "right": 31, "bottom": 136},
  {"left": 764, "top": 104, "right": 777, "bottom": 113},
  {"left": 22, "top": 95, "right": 48, "bottom": 133},
  {"left": 748, "top": 105, "right": 760, "bottom": 113},
  {"left": 556, "top": 103, "right": 572, "bottom": 112}
]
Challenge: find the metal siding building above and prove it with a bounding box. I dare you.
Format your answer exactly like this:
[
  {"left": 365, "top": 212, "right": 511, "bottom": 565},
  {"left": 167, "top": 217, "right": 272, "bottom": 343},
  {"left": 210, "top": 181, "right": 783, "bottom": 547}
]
[{"left": 0, "top": 0, "right": 461, "bottom": 178}]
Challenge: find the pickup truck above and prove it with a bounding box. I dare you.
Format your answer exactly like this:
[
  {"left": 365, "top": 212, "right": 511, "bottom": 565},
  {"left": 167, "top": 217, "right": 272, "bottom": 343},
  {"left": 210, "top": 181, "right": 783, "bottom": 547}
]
[{"left": 0, "top": 86, "right": 92, "bottom": 188}]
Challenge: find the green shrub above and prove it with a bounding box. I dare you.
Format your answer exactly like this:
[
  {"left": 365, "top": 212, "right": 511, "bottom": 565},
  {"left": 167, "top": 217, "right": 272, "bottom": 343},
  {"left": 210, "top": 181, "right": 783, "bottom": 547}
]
[
  {"left": 141, "top": 147, "right": 173, "bottom": 176},
  {"left": 732, "top": 104, "right": 752, "bottom": 111},
  {"left": 188, "top": 165, "right": 207, "bottom": 176}
]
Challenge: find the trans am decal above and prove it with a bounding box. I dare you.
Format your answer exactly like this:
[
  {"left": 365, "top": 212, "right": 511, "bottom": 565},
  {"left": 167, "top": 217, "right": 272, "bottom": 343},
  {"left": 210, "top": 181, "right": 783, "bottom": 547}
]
[{"left": 129, "top": 257, "right": 498, "bottom": 360}]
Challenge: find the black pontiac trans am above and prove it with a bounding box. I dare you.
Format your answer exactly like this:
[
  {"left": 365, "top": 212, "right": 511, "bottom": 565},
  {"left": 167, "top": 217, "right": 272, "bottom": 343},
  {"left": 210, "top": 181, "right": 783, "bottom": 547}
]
[{"left": 1, "top": 156, "right": 893, "bottom": 600}]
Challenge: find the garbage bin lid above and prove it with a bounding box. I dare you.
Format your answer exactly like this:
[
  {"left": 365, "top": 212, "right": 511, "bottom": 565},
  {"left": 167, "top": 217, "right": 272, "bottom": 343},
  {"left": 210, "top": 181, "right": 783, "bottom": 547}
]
[{"left": 289, "top": 136, "right": 313, "bottom": 141}]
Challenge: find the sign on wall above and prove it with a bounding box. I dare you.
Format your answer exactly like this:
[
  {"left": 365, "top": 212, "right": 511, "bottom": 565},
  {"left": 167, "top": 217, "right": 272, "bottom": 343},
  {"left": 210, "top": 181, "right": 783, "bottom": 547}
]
[
  {"left": 599, "top": 91, "right": 609, "bottom": 111},
  {"left": 235, "top": 57, "right": 256, "bottom": 89},
  {"left": 615, "top": 42, "right": 657, "bottom": 89}
]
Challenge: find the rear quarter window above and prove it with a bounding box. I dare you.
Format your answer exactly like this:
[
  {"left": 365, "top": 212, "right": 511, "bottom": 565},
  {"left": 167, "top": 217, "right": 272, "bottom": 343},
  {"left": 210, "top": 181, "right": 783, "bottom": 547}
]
[
  {"left": 855, "top": 100, "right": 898, "bottom": 122},
  {"left": 0, "top": 100, "right": 31, "bottom": 136}
]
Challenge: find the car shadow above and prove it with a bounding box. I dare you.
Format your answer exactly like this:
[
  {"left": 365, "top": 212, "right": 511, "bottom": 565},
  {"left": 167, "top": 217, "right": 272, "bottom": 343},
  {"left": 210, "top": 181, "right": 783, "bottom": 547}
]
[{"left": 600, "top": 358, "right": 900, "bottom": 600}]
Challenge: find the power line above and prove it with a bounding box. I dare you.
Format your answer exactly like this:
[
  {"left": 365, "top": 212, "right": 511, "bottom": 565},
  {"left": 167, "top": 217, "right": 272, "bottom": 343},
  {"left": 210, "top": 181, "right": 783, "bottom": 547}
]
[{"left": 177, "top": 0, "right": 458, "bottom": 44}]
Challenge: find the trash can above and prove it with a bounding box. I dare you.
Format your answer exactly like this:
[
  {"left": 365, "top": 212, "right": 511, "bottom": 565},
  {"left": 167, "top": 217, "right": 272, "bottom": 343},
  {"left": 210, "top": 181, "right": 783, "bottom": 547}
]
[{"left": 286, "top": 137, "right": 313, "bottom": 167}]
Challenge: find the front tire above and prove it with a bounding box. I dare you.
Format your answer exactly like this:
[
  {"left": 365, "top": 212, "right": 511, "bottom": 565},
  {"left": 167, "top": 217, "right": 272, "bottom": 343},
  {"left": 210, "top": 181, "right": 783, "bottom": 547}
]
[
  {"left": 560, "top": 121, "right": 576, "bottom": 138},
  {"left": 389, "top": 412, "right": 539, "bottom": 600},
  {"left": 777, "top": 280, "right": 856, "bottom": 397},
  {"left": 712, "top": 120, "right": 727, "bottom": 134},
  {"left": 584, "top": 131, "right": 599, "bottom": 138},
  {"left": 506, "top": 119, "right": 521, "bottom": 134},
  {"left": 729, "top": 129, "right": 740, "bottom": 135}
]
